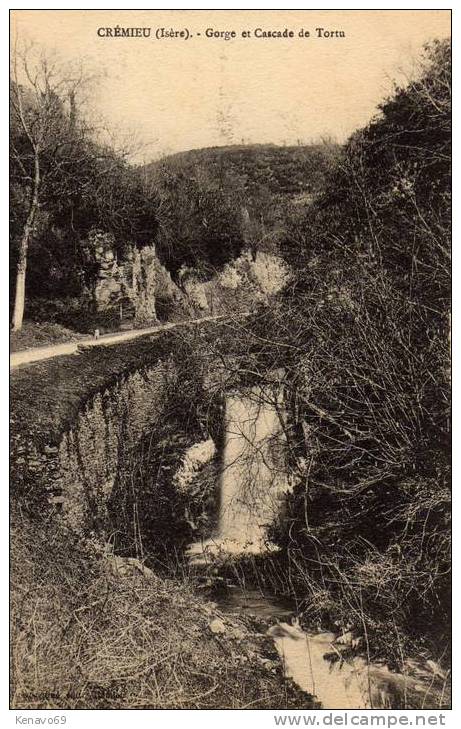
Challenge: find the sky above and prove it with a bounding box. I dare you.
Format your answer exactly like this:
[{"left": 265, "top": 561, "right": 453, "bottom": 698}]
[{"left": 11, "top": 9, "right": 451, "bottom": 163}]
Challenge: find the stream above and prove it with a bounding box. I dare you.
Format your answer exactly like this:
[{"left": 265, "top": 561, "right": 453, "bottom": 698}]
[{"left": 187, "top": 392, "right": 445, "bottom": 710}]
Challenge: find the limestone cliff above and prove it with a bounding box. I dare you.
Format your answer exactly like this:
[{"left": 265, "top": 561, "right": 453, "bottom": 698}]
[
  {"left": 88, "top": 231, "right": 184, "bottom": 324},
  {"left": 88, "top": 229, "right": 290, "bottom": 325}
]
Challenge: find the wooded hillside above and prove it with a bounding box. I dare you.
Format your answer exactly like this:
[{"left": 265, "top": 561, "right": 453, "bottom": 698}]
[{"left": 10, "top": 87, "right": 337, "bottom": 333}]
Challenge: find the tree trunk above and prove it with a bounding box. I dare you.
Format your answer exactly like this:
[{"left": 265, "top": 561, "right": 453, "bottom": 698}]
[
  {"left": 12, "top": 155, "right": 39, "bottom": 331},
  {"left": 12, "top": 255, "right": 27, "bottom": 331}
]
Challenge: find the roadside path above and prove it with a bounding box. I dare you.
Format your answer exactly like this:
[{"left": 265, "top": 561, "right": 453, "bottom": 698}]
[{"left": 10, "top": 314, "right": 235, "bottom": 370}]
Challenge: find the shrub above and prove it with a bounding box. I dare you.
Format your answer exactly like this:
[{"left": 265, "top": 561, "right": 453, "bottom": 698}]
[
  {"left": 251, "top": 39, "right": 451, "bottom": 666},
  {"left": 10, "top": 511, "right": 312, "bottom": 709}
]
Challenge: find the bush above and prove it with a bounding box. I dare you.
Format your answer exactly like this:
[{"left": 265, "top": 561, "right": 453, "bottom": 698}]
[
  {"left": 249, "top": 39, "right": 451, "bottom": 666},
  {"left": 10, "top": 511, "right": 312, "bottom": 709}
]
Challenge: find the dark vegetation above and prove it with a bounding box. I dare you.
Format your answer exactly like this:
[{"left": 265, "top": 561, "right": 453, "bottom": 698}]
[
  {"left": 11, "top": 512, "right": 313, "bottom": 709},
  {"left": 227, "top": 39, "right": 450, "bottom": 667},
  {"left": 108, "top": 332, "right": 226, "bottom": 563},
  {"left": 144, "top": 143, "right": 338, "bottom": 276},
  {"left": 10, "top": 50, "right": 337, "bottom": 335},
  {"left": 11, "top": 334, "right": 176, "bottom": 446},
  {"left": 10, "top": 47, "right": 159, "bottom": 331},
  {"left": 10, "top": 319, "right": 236, "bottom": 447},
  {"left": 10, "top": 318, "right": 313, "bottom": 709}
]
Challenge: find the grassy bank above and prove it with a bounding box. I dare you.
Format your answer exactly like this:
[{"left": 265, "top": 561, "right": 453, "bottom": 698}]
[
  {"left": 10, "top": 319, "right": 237, "bottom": 447},
  {"left": 10, "top": 513, "right": 313, "bottom": 710},
  {"left": 10, "top": 321, "right": 85, "bottom": 353}
]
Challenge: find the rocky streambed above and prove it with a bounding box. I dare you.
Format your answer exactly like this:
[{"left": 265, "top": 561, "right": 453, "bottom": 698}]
[{"left": 184, "top": 390, "right": 450, "bottom": 710}]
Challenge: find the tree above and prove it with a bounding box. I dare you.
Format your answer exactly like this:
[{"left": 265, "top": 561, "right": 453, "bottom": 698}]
[
  {"left": 221, "top": 38, "right": 451, "bottom": 661},
  {"left": 153, "top": 163, "right": 245, "bottom": 279},
  {"left": 10, "top": 42, "right": 96, "bottom": 330}
]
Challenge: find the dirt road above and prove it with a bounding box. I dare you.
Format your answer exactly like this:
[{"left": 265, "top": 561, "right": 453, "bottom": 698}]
[{"left": 10, "top": 314, "right": 235, "bottom": 370}]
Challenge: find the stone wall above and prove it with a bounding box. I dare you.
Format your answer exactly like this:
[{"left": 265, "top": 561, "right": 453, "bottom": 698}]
[
  {"left": 11, "top": 351, "right": 223, "bottom": 550},
  {"left": 11, "top": 362, "right": 173, "bottom": 535},
  {"left": 56, "top": 364, "right": 173, "bottom": 533}
]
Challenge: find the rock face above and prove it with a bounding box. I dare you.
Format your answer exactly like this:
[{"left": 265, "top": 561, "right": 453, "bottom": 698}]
[
  {"left": 177, "top": 251, "right": 291, "bottom": 317},
  {"left": 88, "top": 229, "right": 290, "bottom": 325},
  {"left": 89, "top": 231, "right": 183, "bottom": 324},
  {"left": 209, "top": 618, "right": 227, "bottom": 635},
  {"left": 130, "top": 246, "right": 158, "bottom": 322},
  {"left": 173, "top": 438, "right": 217, "bottom": 493},
  {"left": 105, "top": 554, "right": 155, "bottom": 580}
]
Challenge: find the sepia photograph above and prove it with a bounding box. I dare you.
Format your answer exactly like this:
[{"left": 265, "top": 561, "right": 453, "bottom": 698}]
[{"left": 9, "top": 8, "right": 451, "bottom": 713}]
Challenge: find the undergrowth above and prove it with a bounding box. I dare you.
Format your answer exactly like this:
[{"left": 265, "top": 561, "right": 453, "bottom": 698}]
[
  {"left": 10, "top": 320, "right": 85, "bottom": 352},
  {"left": 10, "top": 510, "right": 312, "bottom": 710},
  {"left": 10, "top": 319, "right": 235, "bottom": 447}
]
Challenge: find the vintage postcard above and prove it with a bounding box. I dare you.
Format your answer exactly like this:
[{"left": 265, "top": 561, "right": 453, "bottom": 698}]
[{"left": 9, "top": 8, "right": 451, "bottom": 715}]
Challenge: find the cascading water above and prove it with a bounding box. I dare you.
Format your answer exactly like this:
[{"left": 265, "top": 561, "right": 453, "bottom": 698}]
[
  {"left": 188, "top": 388, "right": 287, "bottom": 558},
  {"left": 217, "top": 392, "right": 287, "bottom": 551},
  {"left": 186, "top": 387, "right": 440, "bottom": 709}
]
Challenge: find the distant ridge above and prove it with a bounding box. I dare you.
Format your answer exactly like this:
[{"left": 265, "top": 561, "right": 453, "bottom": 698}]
[{"left": 142, "top": 142, "right": 339, "bottom": 198}]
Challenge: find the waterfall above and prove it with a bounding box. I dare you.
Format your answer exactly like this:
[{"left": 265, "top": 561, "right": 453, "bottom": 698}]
[
  {"left": 188, "top": 387, "right": 288, "bottom": 559},
  {"left": 186, "top": 391, "right": 442, "bottom": 710},
  {"left": 217, "top": 392, "right": 285, "bottom": 551}
]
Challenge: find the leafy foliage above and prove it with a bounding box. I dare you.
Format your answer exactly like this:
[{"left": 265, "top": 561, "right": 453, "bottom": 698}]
[
  {"left": 10, "top": 54, "right": 158, "bottom": 316},
  {"left": 143, "top": 143, "right": 339, "bottom": 277}
]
